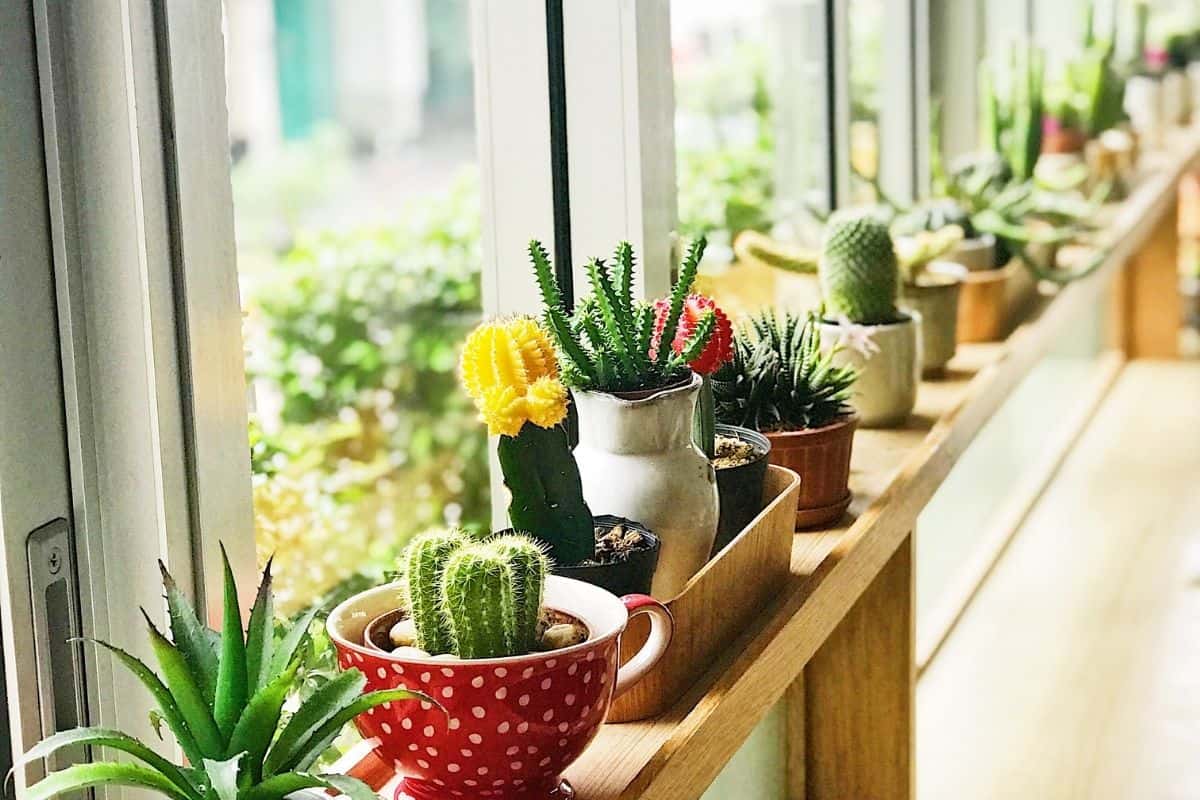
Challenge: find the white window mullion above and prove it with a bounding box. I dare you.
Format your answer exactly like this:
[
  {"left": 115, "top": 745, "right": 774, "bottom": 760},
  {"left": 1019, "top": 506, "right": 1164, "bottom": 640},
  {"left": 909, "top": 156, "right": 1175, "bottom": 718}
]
[
  {"left": 562, "top": 0, "right": 676, "bottom": 298},
  {"left": 156, "top": 0, "right": 257, "bottom": 619},
  {"left": 473, "top": 0, "right": 559, "bottom": 316}
]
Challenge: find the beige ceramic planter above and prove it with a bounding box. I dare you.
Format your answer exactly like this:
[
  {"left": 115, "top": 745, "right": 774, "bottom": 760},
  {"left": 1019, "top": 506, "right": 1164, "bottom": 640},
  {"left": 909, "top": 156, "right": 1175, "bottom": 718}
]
[
  {"left": 945, "top": 234, "right": 996, "bottom": 272},
  {"left": 900, "top": 262, "right": 966, "bottom": 376},
  {"left": 818, "top": 315, "right": 921, "bottom": 428}
]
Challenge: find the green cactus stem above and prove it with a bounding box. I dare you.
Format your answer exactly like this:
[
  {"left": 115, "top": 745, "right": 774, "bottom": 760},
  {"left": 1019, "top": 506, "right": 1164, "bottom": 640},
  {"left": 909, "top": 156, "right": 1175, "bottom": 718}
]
[
  {"left": 496, "top": 422, "right": 595, "bottom": 567},
  {"left": 820, "top": 211, "right": 901, "bottom": 324},
  {"left": 442, "top": 545, "right": 515, "bottom": 659},
  {"left": 402, "top": 529, "right": 468, "bottom": 655},
  {"left": 489, "top": 535, "right": 549, "bottom": 653}
]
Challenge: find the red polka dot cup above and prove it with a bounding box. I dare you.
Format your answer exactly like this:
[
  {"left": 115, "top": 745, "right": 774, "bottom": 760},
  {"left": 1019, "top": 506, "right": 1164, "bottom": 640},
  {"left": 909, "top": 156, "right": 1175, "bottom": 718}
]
[{"left": 328, "top": 576, "right": 673, "bottom": 799}]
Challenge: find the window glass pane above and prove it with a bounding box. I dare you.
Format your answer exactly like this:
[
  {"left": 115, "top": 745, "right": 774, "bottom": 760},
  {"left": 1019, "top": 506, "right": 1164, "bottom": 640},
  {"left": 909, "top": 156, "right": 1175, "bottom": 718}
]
[
  {"left": 672, "top": 0, "right": 828, "bottom": 313},
  {"left": 224, "top": 0, "right": 487, "bottom": 618},
  {"left": 847, "top": 0, "right": 884, "bottom": 205}
]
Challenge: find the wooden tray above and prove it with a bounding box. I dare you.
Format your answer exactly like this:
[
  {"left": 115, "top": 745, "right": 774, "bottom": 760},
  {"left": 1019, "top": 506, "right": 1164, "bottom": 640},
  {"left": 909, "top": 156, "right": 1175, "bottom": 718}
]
[{"left": 609, "top": 465, "right": 801, "bottom": 722}]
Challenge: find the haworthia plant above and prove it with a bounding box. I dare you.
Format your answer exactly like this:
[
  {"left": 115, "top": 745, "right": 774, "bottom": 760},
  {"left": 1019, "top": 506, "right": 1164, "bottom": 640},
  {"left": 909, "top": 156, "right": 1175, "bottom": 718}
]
[
  {"left": 16, "top": 547, "right": 432, "bottom": 800},
  {"left": 530, "top": 237, "right": 716, "bottom": 393}
]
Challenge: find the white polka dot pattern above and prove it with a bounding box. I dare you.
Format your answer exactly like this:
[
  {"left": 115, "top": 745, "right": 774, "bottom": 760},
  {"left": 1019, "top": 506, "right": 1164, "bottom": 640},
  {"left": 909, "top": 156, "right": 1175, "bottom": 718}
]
[{"left": 333, "top": 615, "right": 622, "bottom": 799}]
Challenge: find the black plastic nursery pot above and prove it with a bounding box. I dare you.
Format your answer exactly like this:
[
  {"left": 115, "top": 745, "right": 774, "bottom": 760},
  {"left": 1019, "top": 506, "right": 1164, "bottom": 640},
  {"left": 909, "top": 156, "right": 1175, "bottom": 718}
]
[
  {"left": 552, "top": 516, "right": 660, "bottom": 597},
  {"left": 711, "top": 424, "right": 771, "bottom": 557}
]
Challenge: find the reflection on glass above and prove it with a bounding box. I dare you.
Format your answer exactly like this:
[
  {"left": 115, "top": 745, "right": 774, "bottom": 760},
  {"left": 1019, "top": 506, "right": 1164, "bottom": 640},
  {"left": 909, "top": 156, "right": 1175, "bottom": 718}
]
[
  {"left": 224, "top": 0, "right": 487, "bottom": 617},
  {"left": 672, "top": 0, "right": 827, "bottom": 267}
]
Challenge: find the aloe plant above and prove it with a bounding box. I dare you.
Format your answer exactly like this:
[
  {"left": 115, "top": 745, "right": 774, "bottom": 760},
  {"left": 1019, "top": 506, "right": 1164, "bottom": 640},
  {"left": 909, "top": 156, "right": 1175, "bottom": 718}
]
[{"left": 15, "top": 547, "right": 430, "bottom": 800}]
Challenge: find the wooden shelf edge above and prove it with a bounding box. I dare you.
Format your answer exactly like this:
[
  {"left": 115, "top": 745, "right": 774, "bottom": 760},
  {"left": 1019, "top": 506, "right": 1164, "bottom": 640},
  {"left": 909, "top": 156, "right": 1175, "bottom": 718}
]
[{"left": 564, "top": 128, "right": 1200, "bottom": 800}]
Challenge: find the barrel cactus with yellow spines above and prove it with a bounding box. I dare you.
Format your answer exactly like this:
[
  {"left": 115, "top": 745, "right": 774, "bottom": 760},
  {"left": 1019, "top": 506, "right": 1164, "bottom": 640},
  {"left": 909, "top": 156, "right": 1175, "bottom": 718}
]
[{"left": 460, "top": 317, "right": 594, "bottom": 566}]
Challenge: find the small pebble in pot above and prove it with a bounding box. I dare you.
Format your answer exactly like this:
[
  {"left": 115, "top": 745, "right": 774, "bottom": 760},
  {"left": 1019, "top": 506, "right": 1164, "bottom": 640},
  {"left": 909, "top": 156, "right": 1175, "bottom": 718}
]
[
  {"left": 431, "top": 653, "right": 458, "bottom": 661},
  {"left": 389, "top": 617, "right": 418, "bottom": 647},
  {"left": 539, "top": 623, "right": 587, "bottom": 651},
  {"left": 391, "top": 645, "right": 431, "bottom": 659}
]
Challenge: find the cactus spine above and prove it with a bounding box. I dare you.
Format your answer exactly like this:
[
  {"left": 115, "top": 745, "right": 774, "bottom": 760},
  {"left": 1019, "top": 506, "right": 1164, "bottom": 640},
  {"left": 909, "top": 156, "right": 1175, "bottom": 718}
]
[{"left": 403, "top": 532, "right": 549, "bottom": 659}]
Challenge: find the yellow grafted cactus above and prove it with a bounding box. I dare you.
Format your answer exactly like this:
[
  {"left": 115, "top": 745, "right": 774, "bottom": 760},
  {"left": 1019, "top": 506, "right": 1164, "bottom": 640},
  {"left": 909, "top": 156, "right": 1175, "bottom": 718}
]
[{"left": 461, "top": 317, "right": 568, "bottom": 436}]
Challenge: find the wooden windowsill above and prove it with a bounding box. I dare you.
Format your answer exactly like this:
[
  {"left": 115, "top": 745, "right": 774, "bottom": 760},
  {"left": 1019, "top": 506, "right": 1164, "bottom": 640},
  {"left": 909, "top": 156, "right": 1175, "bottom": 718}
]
[{"left": 564, "top": 127, "right": 1200, "bottom": 800}]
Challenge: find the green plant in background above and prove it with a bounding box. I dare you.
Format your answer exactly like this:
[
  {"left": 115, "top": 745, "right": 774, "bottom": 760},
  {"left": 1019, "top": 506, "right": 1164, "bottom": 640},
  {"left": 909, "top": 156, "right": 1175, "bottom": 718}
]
[
  {"left": 676, "top": 44, "right": 776, "bottom": 243},
  {"left": 402, "top": 531, "right": 549, "bottom": 659},
  {"left": 711, "top": 311, "right": 857, "bottom": 433},
  {"left": 890, "top": 199, "right": 977, "bottom": 239},
  {"left": 15, "top": 549, "right": 429, "bottom": 800},
  {"left": 531, "top": 238, "right": 716, "bottom": 393},
  {"left": 979, "top": 43, "right": 1045, "bottom": 182},
  {"left": 247, "top": 170, "right": 489, "bottom": 615}
]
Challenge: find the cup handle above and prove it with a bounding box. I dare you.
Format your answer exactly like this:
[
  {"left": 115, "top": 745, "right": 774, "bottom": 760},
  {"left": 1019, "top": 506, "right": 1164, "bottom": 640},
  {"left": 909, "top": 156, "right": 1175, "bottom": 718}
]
[{"left": 614, "top": 594, "right": 674, "bottom": 698}]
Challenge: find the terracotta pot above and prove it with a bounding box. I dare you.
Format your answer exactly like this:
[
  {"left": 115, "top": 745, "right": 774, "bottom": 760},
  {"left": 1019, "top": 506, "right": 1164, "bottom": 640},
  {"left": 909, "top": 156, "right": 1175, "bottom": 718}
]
[
  {"left": 818, "top": 315, "right": 921, "bottom": 428},
  {"left": 572, "top": 372, "right": 719, "bottom": 599},
  {"left": 328, "top": 577, "right": 674, "bottom": 800},
  {"left": 900, "top": 262, "right": 966, "bottom": 376},
  {"left": 711, "top": 424, "right": 770, "bottom": 556},
  {"left": 1042, "top": 125, "right": 1086, "bottom": 155},
  {"left": 765, "top": 415, "right": 857, "bottom": 529},
  {"left": 957, "top": 264, "right": 1011, "bottom": 343},
  {"left": 945, "top": 234, "right": 997, "bottom": 272}
]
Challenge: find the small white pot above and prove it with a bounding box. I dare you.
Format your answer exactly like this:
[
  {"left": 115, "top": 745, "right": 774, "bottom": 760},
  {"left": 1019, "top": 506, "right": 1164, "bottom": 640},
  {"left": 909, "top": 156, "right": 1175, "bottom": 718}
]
[
  {"left": 1164, "top": 68, "right": 1190, "bottom": 125},
  {"left": 572, "top": 372, "right": 719, "bottom": 599},
  {"left": 1125, "top": 75, "right": 1165, "bottom": 147},
  {"left": 1189, "top": 62, "right": 1200, "bottom": 122},
  {"left": 819, "top": 315, "right": 921, "bottom": 429},
  {"left": 900, "top": 262, "right": 966, "bottom": 376}
]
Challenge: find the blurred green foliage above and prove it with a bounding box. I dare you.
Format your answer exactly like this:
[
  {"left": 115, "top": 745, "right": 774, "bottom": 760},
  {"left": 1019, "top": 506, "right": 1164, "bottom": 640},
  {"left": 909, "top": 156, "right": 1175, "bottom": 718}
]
[{"left": 245, "top": 170, "right": 489, "bottom": 615}]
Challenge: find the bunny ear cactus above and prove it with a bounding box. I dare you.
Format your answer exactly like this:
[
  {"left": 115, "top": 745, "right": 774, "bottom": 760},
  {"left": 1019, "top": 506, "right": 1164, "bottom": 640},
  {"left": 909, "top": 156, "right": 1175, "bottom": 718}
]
[
  {"left": 820, "top": 211, "right": 902, "bottom": 325},
  {"left": 18, "top": 548, "right": 431, "bottom": 800},
  {"left": 404, "top": 533, "right": 549, "bottom": 659},
  {"left": 529, "top": 237, "right": 717, "bottom": 393},
  {"left": 460, "top": 317, "right": 594, "bottom": 566}
]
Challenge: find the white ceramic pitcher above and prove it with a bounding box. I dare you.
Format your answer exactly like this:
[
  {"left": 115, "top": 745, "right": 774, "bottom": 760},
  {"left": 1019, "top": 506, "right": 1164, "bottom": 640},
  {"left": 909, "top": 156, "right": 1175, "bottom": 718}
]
[{"left": 572, "top": 372, "right": 719, "bottom": 599}]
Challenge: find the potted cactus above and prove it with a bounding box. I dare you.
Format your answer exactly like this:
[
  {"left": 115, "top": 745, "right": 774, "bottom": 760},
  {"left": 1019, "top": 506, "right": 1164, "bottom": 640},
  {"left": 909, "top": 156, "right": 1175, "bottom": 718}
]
[
  {"left": 890, "top": 198, "right": 997, "bottom": 272},
  {"left": 328, "top": 531, "right": 673, "bottom": 800},
  {"left": 712, "top": 311, "right": 858, "bottom": 528},
  {"left": 14, "top": 548, "right": 428, "bottom": 800},
  {"left": 647, "top": 292, "right": 772, "bottom": 556},
  {"left": 894, "top": 225, "right": 969, "bottom": 377},
  {"left": 729, "top": 211, "right": 921, "bottom": 427},
  {"left": 459, "top": 316, "right": 660, "bottom": 596},
  {"left": 530, "top": 238, "right": 720, "bottom": 598}
]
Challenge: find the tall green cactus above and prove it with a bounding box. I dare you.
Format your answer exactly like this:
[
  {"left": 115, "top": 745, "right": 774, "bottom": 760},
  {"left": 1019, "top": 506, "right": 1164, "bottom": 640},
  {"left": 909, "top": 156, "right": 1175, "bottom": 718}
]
[
  {"left": 402, "top": 529, "right": 468, "bottom": 655},
  {"left": 489, "top": 535, "right": 548, "bottom": 653},
  {"left": 403, "top": 534, "right": 549, "bottom": 659},
  {"left": 442, "top": 545, "right": 517, "bottom": 659},
  {"left": 496, "top": 423, "right": 594, "bottom": 566},
  {"left": 819, "top": 211, "right": 901, "bottom": 325}
]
